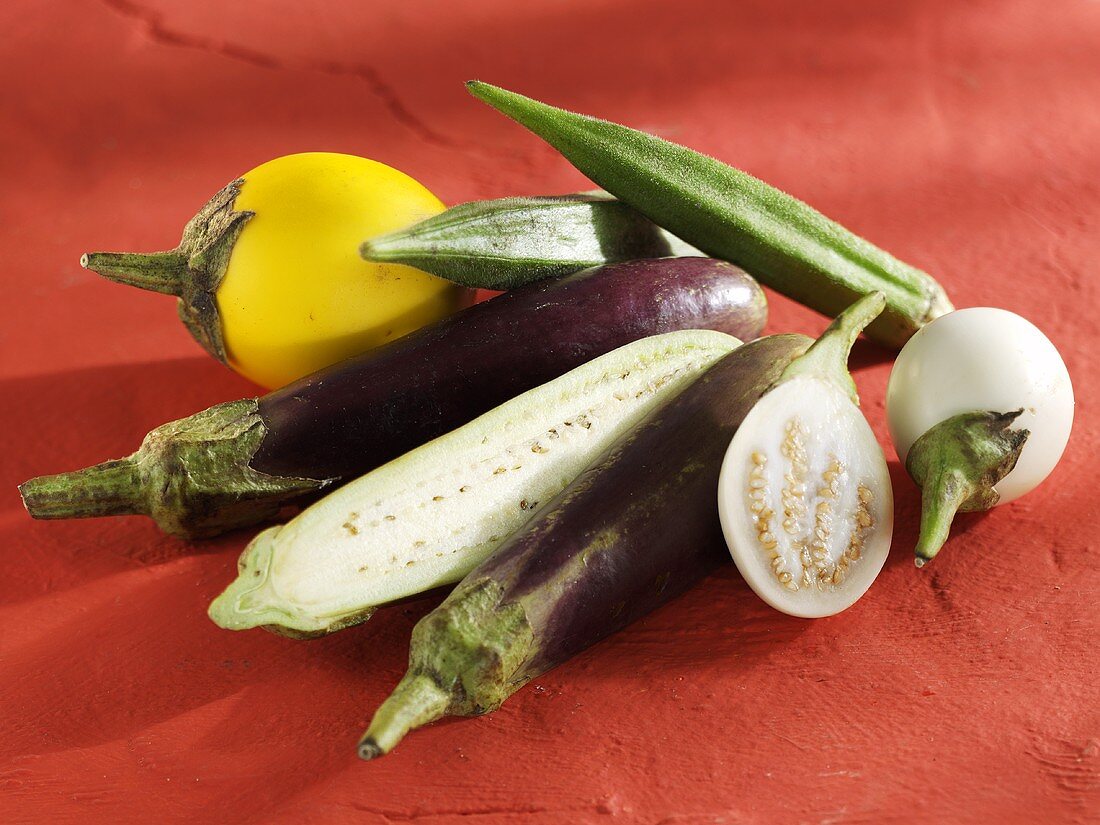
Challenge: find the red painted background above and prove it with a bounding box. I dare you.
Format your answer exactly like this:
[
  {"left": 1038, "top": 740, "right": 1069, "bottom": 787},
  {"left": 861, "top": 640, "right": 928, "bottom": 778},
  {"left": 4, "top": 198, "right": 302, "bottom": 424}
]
[{"left": 2, "top": 1, "right": 1098, "bottom": 822}]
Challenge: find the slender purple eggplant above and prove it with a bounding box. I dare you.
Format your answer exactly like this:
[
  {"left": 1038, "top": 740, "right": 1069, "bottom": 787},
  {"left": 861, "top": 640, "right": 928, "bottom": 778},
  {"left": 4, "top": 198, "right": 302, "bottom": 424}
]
[
  {"left": 18, "top": 258, "right": 766, "bottom": 539},
  {"left": 357, "top": 294, "right": 885, "bottom": 759}
]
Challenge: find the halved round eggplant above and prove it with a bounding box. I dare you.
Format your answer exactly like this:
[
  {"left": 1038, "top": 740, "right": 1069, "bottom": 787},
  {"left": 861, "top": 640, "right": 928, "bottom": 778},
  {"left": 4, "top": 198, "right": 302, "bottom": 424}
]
[{"left": 718, "top": 376, "right": 893, "bottom": 618}]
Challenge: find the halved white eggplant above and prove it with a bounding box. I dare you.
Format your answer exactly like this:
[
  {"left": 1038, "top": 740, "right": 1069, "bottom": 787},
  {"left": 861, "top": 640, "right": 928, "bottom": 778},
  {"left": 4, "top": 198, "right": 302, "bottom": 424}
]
[
  {"left": 209, "top": 329, "right": 741, "bottom": 636},
  {"left": 718, "top": 293, "right": 894, "bottom": 618},
  {"left": 718, "top": 377, "right": 893, "bottom": 617}
]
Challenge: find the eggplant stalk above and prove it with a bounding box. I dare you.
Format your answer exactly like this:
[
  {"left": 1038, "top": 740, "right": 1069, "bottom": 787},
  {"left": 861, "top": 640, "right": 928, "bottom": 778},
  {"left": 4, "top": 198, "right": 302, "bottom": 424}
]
[
  {"left": 358, "top": 675, "right": 451, "bottom": 759},
  {"left": 778, "top": 292, "right": 886, "bottom": 402},
  {"left": 80, "top": 251, "right": 189, "bottom": 296},
  {"left": 81, "top": 180, "right": 252, "bottom": 362},
  {"left": 907, "top": 410, "right": 1029, "bottom": 566},
  {"left": 18, "top": 458, "right": 144, "bottom": 520},
  {"left": 18, "top": 400, "right": 322, "bottom": 539}
]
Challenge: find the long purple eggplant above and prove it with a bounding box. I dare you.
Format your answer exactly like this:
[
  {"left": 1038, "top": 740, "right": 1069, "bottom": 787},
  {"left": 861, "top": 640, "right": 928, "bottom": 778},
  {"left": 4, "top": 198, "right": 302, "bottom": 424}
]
[
  {"left": 18, "top": 257, "right": 766, "bottom": 539},
  {"left": 357, "top": 294, "right": 886, "bottom": 759}
]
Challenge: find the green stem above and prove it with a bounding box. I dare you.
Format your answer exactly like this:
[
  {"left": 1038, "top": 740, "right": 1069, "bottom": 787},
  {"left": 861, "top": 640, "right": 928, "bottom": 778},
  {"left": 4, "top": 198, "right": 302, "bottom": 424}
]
[
  {"left": 18, "top": 399, "right": 325, "bottom": 539},
  {"left": 81, "top": 179, "right": 253, "bottom": 364},
  {"left": 81, "top": 250, "right": 188, "bottom": 296},
  {"left": 778, "top": 291, "right": 886, "bottom": 402},
  {"left": 358, "top": 672, "right": 452, "bottom": 760},
  {"left": 906, "top": 410, "right": 1029, "bottom": 566},
  {"left": 913, "top": 468, "right": 969, "bottom": 567},
  {"left": 18, "top": 457, "right": 145, "bottom": 519}
]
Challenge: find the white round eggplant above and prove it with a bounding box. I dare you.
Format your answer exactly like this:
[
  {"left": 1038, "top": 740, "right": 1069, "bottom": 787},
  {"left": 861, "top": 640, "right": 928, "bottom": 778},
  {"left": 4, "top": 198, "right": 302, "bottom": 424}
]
[
  {"left": 718, "top": 375, "right": 894, "bottom": 618},
  {"left": 887, "top": 307, "right": 1073, "bottom": 505}
]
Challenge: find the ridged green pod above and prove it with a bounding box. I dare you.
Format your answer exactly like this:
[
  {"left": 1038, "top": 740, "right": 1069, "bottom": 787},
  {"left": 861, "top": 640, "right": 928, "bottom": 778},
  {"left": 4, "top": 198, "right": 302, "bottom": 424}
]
[
  {"left": 467, "top": 81, "right": 953, "bottom": 347},
  {"left": 360, "top": 193, "right": 700, "bottom": 290}
]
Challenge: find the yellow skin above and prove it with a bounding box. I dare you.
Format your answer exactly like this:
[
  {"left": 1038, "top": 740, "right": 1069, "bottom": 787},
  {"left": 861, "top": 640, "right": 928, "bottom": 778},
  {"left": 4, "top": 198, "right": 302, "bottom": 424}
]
[{"left": 219, "top": 153, "right": 472, "bottom": 388}]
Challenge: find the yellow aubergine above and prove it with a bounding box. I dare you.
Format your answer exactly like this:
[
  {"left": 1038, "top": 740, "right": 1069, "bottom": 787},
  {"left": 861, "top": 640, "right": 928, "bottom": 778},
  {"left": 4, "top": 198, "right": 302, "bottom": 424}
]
[{"left": 83, "top": 153, "right": 474, "bottom": 388}]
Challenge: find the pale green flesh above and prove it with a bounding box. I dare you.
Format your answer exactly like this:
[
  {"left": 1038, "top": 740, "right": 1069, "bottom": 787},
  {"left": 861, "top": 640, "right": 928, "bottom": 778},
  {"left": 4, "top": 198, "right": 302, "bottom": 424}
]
[{"left": 208, "top": 330, "right": 740, "bottom": 635}]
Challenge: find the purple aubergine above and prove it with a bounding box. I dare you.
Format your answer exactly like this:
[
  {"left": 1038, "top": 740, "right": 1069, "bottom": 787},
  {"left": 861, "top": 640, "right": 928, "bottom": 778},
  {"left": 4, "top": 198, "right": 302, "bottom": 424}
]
[
  {"left": 357, "top": 331, "right": 810, "bottom": 759},
  {"left": 18, "top": 257, "right": 766, "bottom": 539},
  {"left": 358, "top": 294, "right": 887, "bottom": 759}
]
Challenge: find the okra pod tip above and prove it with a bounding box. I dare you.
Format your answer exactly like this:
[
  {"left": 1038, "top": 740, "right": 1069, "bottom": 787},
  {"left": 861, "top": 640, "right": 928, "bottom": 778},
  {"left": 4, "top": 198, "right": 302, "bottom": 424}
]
[{"left": 358, "top": 193, "right": 701, "bottom": 291}]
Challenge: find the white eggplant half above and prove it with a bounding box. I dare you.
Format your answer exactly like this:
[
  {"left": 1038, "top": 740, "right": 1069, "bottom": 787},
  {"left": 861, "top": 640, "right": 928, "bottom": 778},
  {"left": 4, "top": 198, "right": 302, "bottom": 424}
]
[
  {"left": 718, "top": 377, "right": 893, "bottom": 617},
  {"left": 209, "top": 329, "right": 741, "bottom": 636},
  {"left": 718, "top": 293, "right": 894, "bottom": 618}
]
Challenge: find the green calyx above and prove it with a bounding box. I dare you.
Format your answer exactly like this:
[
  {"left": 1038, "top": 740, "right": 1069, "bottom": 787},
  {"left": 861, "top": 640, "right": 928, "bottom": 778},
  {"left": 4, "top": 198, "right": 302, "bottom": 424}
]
[
  {"left": 358, "top": 578, "right": 534, "bottom": 760},
  {"left": 467, "top": 81, "right": 952, "bottom": 348},
  {"left": 906, "top": 410, "right": 1029, "bottom": 567},
  {"left": 18, "top": 399, "right": 324, "bottom": 539},
  {"left": 81, "top": 179, "right": 254, "bottom": 363},
  {"left": 778, "top": 291, "right": 886, "bottom": 402},
  {"left": 360, "top": 192, "right": 699, "bottom": 290}
]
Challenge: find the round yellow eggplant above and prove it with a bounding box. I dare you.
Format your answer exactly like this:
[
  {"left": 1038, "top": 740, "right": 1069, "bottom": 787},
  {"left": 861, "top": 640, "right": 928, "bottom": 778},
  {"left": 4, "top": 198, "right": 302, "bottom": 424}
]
[{"left": 83, "top": 153, "right": 474, "bottom": 388}]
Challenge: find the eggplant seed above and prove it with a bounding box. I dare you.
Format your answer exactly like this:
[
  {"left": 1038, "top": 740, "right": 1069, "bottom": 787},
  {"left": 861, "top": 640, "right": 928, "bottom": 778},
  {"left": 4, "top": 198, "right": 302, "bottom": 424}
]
[{"left": 749, "top": 420, "right": 875, "bottom": 592}]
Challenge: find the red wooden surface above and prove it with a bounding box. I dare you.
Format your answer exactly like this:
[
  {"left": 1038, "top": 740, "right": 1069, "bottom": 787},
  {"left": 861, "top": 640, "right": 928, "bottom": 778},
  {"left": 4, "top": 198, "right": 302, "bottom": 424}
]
[{"left": 2, "top": 1, "right": 1098, "bottom": 822}]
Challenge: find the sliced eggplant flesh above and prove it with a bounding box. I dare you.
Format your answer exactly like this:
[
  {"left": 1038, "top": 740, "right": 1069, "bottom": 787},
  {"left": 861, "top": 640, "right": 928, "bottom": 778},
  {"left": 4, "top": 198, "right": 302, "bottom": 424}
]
[
  {"left": 209, "top": 330, "right": 740, "bottom": 636},
  {"left": 718, "top": 376, "right": 893, "bottom": 618}
]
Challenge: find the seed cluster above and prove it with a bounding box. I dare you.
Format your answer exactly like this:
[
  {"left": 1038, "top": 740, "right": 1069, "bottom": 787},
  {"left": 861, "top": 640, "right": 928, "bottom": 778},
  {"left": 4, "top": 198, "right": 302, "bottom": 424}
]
[
  {"left": 780, "top": 420, "right": 808, "bottom": 537},
  {"left": 748, "top": 417, "right": 876, "bottom": 592},
  {"left": 848, "top": 484, "right": 875, "bottom": 561},
  {"left": 748, "top": 451, "right": 787, "bottom": 585},
  {"left": 804, "top": 456, "right": 843, "bottom": 586},
  {"left": 565, "top": 413, "right": 593, "bottom": 431}
]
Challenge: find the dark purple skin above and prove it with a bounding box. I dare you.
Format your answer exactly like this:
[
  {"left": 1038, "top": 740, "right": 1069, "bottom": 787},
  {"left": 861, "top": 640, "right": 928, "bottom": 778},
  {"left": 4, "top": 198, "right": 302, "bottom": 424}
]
[
  {"left": 16, "top": 256, "right": 766, "bottom": 542},
  {"left": 252, "top": 257, "right": 766, "bottom": 480},
  {"left": 387, "top": 333, "right": 810, "bottom": 725},
  {"left": 475, "top": 333, "right": 808, "bottom": 678}
]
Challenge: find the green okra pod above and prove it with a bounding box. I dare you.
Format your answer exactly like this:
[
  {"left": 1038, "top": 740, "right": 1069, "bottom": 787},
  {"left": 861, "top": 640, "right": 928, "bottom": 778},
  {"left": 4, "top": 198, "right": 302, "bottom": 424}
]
[
  {"left": 360, "top": 193, "right": 700, "bottom": 290},
  {"left": 467, "top": 81, "right": 953, "bottom": 348}
]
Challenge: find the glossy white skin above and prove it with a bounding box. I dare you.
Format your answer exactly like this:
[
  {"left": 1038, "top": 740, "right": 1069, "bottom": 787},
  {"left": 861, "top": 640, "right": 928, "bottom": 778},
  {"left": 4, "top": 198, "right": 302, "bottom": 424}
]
[
  {"left": 886, "top": 308, "right": 1074, "bottom": 504},
  {"left": 718, "top": 377, "right": 893, "bottom": 618}
]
